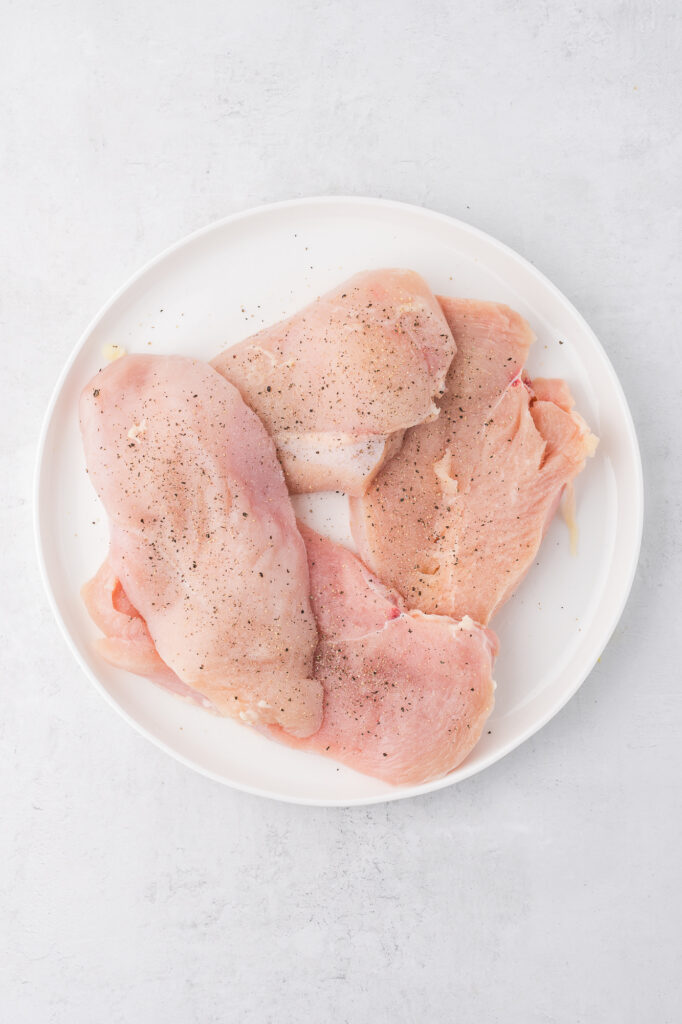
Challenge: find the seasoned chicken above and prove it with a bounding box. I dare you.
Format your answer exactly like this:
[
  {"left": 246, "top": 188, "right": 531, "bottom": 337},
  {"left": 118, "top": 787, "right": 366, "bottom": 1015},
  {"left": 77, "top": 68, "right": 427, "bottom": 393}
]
[
  {"left": 350, "top": 300, "right": 598, "bottom": 624},
  {"left": 82, "top": 558, "right": 210, "bottom": 706},
  {"left": 211, "top": 269, "right": 456, "bottom": 495},
  {"left": 265, "top": 526, "right": 497, "bottom": 786},
  {"left": 80, "top": 354, "right": 321, "bottom": 737},
  {"left": 83, "top": 526, "right": 496, "bottom": 787}
]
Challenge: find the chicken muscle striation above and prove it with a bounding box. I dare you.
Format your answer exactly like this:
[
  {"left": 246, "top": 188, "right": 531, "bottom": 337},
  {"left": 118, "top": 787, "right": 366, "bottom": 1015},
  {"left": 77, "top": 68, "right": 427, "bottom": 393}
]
[{"left": 350, "top": 299, "right": 598, "bottom": 624}]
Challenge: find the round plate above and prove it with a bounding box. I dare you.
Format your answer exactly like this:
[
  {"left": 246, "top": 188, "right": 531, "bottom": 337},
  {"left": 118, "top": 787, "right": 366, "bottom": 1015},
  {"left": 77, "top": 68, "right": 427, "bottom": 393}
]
[{"left": 35, "top": 197, "right": 643, "bottom": 806}]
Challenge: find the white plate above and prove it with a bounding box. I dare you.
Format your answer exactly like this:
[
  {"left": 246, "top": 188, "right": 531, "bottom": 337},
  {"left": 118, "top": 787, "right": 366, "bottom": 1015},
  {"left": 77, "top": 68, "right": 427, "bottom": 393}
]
[{"left": 35, "top": 197, "right": 643, "bottom": 806}]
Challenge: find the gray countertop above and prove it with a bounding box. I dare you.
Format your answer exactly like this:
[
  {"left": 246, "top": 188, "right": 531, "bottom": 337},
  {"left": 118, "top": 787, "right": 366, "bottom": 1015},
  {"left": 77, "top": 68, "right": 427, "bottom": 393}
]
[{"left": 2, "top": 1, "right": 680, "bottom": 1021}]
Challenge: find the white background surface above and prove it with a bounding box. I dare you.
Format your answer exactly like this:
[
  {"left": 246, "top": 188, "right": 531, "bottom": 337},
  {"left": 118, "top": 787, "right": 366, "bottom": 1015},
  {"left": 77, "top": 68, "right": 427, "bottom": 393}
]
[{"left": 2, "top": 1, "right": 680, "bottom": 1021}]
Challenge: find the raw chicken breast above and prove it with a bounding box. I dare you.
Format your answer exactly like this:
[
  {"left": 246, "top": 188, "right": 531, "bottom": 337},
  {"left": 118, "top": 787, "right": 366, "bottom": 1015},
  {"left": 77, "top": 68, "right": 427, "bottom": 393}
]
[
  {"left": 265, "top": 526, "right": 497, "bottom": 786},
  {"left": 350, "top": 300, "right": 598, "bottom": 624},
  {"left": 211, "top": 270, "right": 456, "bottom": 495},
  {"left": 82, "top": 559, "right": 211, "bottom": 706},
  {"left": 80, "top": 354, "right": 322, "bottom": 737},
  {"left": 84, "top": 524, "right": 496, "bottom": 785}
]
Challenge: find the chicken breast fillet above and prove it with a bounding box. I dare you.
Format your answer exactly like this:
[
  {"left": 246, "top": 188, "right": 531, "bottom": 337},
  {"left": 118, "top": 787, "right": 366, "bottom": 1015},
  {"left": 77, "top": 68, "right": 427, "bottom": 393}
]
[
  {"left": 350, "top": 299, "right": 598, "bottom": 624},
  {"left": 80, "top": 354, "right": 322, "bottom": 737},
  {"left": 211, "top": 269, "right": 456, "bottom": 495},
  {"left": 265, "top": 526, "right": 497, "bottom": 786},
  {"left": 82, "top": 558, "right": 209, "bottom": 706},
  {"left": 83, "top": 527, "right": 496, "bottom": 787}
]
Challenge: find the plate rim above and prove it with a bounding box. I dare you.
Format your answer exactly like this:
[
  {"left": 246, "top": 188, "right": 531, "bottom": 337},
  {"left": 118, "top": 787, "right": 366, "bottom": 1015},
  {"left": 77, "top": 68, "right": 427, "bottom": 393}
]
[{"left": 34, "top": 195, "right": 644, "bottom": 806}]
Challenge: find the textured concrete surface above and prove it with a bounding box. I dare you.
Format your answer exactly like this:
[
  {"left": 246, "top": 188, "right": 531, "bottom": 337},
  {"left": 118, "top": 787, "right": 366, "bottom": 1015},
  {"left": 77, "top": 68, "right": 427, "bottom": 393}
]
[{"left": 2, "top": 1, "right": 681, "bottom": 1021}]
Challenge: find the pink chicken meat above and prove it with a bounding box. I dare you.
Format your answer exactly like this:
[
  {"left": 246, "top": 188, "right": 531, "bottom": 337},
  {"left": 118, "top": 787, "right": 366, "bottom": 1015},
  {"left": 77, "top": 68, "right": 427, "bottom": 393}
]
[
  {"left": 211, "top": 269, "right": 456, "bottom": 495},
  {"left": 350, "top": 299, "right": 598, "bottom": 624},
  {"left": 265, "top": 526, "right": 497, "bottom": 786},
  {"left": 80, "top": 354, "right": 322, "bottom": 737},
  {"left": 82, "top": 559, "right": 208, "bottom": 706},
  {"left": 85, "top": 527, "right": 497, "bottom": 787}
]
